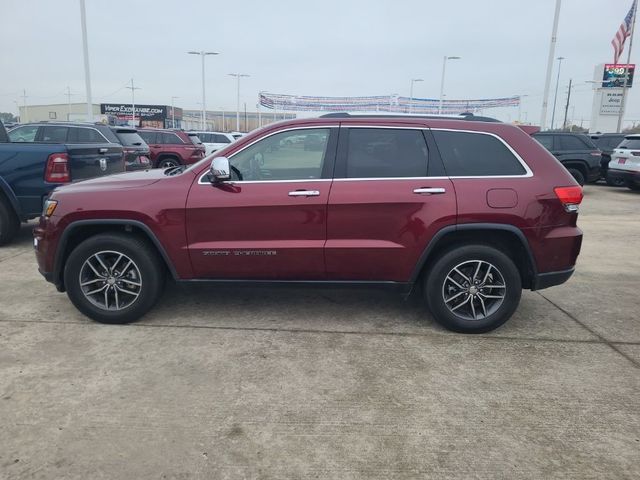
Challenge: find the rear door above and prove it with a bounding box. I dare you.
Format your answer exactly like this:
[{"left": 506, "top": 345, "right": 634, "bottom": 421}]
[
  {"left": 325, "top": 126, "right": 456, "bottom": 282},
  {"left": 185, "top": 126, "right": 337, "bottom": 279}
]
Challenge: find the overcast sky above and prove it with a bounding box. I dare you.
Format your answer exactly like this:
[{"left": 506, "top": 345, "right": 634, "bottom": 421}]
[{"left": 1, "top": 0, "right": 638, "bottom": 126}]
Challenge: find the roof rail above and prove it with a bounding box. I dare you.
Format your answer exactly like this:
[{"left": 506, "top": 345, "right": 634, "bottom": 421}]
[{"left": 318, "top": 112, "right": 501, "bottom": 122}]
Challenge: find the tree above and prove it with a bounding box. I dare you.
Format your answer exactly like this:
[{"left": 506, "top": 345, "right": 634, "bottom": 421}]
[{"left": 0, "top": 112, "right": 17, "bottom": 123}]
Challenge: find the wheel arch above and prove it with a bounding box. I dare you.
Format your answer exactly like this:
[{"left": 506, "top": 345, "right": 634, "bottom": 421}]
[
  {"left": 0, "top": 177, "right": 21, "bottom": 219},
  {"left": 411, "top": 223, "right": 537, "bottom": 289},
  {"left": 53, "top": 219, "right": 178, "bottom": 291}
]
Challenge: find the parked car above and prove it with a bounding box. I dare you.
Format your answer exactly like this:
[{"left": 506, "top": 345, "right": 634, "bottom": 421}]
[
  {"left": 0, "top": 120, "right": 125, "bottom": 245},
  {"left": 607, "top": 134, "right": 640, "bottom": 190},
  {"left": 230, "top": 131, "right": 245, "bottom": 140},
  {"left": 109, "top": 127, "right": 151, "bottom": 171},
  {"left": 590, "top": 133, "right": 626, "bottom": 186},
  {"left": 533, "top": 132, "right": 601, "bottom": 185},
  {"left": 137, "top": 128, "right": 205, "bottom": 168},
  {"left": 189, "top": 131, "right": 235, "bottom": 155},
  {"left": 34, "top": 113, "right": 583, "bottom": 333},
  {"left": 6, "top": 121, "right": 148, "bottom": 171}
]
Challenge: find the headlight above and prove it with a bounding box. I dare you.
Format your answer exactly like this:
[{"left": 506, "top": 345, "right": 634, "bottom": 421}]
[{"left": 43, "top": 199, "right": 58, "bottom": 217}]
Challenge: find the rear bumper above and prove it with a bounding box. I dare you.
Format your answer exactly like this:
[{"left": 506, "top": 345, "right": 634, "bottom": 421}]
[
  {"left": 607, "top": 168, "right": 640, "bottom": 184},
  {"left": 532, "top": 267, "right": 575, "bottom": 290}
]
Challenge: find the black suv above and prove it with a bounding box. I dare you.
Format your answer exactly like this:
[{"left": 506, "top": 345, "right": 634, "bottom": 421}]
[
  {"left": 590, "top": 133, "right": 626, "bottom": 186},
  {"left": 533, "top": 132, "right": 602, "bottom": 185},
  {"left": 7, "top": 122, "right": 149, "bottom": 171}
]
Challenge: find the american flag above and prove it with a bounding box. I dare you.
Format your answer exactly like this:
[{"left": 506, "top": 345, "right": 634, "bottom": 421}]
[{"left": 612, "top": 0, "right": 638, "bottom": 64}]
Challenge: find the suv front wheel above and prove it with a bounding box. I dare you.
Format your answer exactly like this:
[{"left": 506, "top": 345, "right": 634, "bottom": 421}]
[
  {"left": 64, "top": 233, "right": 165, "bottom": 324},
  {"left": 424, "top": 245, "right": 522, "bottom": 333}
]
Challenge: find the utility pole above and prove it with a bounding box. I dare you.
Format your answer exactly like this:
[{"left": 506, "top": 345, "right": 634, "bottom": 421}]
[
  {"left": 21, "top": 89, "right": 28, "bottom": 123},
  {"left": 409, "top": 78, "right": 423, "bottom": 114},
  {"left": 125, "top": 79, "right": 141, "bottom": 127},
  {"left": 79, "top": 0, "right": 93, "bottom": 121},
  {"left": 438, "top": 56, "right": 461, "bottom": 114},
  {"left": 540, "top": 0, "right": 562, "bottom": 129},
  {"left": 551, "top": 56, "right": 565, "bottom": 129},
  {"left": 244, "top": 102, "right": 247, "bottom": 132},
  {"left": 617, "top": 1, "right": 638, "bottom": 133},
  {"left": 221, "top": 108, "right": 225, "bottom": 132},
  {"left": 562, "top": 78, "right": 572, "bottom": 130},
  {"left": 171, "top": 96, "right": 179, "bottom": 128},
  {"left": 228, "top": 73, "right": 249, "bottom": 131}
]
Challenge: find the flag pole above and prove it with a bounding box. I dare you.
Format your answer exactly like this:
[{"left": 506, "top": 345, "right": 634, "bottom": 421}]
[{"left": 617, "top": 0, "right": 638, "bottom": 133}]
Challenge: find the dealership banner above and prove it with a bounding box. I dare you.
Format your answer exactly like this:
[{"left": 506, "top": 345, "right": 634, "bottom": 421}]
[
  {"left": 259, "top": 93, "right": 520, "bottom": 114},
  {"left": 100, "top": 103, "right": 168, "bottom": 121}
]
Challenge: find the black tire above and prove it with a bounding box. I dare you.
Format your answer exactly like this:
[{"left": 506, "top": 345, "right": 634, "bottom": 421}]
[
  {"left": 605, "top": 172, "right": 626, "bottom": 187},
  {"left": 0, "top": 199, "right": 20, "bottom": 246},
  {"left": 424, "top": 245, "right": 522, "bottom": 333},
  {"left": 567, "top": 168, "right": 585, "bottom": 186},
  {"left": 627, "top": 181, "right": 640, "bottom": 191},
  {"left": 157, "top": 157, "right": 181, "bottom": 169},
  {"left": 63, "top": 233, "right": 165, "bottom": 324}
]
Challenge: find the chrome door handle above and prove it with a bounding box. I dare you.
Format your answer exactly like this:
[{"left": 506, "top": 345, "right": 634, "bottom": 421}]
[
  {"left": 413, "top": 187, "right": 446, "bottom": 195},
  {"left": 99, "top": 147, "right": 109, "bottom": 153},
  {"left": 288, "top": 190, "right": 320, "bottom": 197}
]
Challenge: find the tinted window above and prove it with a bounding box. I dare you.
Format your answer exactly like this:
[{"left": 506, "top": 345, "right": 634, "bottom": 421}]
[
  {"left": 161, "top": 132, "right": 182, "bottom": 144},
  {"left": 188, "top": 134, "right": 202, "bottom": 145},
  {"left": 607, "top": 136, "right": 624, "bottom": 148},
  {"left": 558, "top": 135, "right": 591, "bottom": 151},
  {"left": 346, "top": 128, "right": 428, "bottom": 178},
  {"left": 41, "top": 126, "right": 69, "bottom": 143},
  {"left": 433, "top": 130, "right": 526, "bottom": 176},
  {"left": 138, "top": 131, "right": 157, "bottom": 144},
  {"left": 115, "top": 132, "right": 145, "bottom": 146},
  {"left": 8, "top": 125, "right": 38, "bottom": 142},
  {"left": 618, "top": 138, "right": 640, "bottom": 149},
  {"left": 230, "top": 128, "right": 329, "bottom": 181},
  {"left": 534, "top": 135, "right": 553, "bottom": 150},
  {"left": 214, "top": 134, "right": 231, "bottom": 143},
  {"left": 197, "top": 133, "right": 212, "bottom": 142},
  {"left": 72, "top": 127, "right": 106, "bottom": 143}
]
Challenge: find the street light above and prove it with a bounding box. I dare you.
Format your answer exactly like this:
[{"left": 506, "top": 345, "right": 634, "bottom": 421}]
[
  {"left": 188, "top": 50, "right": 219, "bottom": 130},
  {"left": 550, "top": 56, "right": 565, "bottom": 130},
  {"left": 228, "top": 73, "right": 250, "bottom": 131},
  {"left": 170, "top": 96, "right": 179, "bottom": 128},
  {"left": 439, "top": 56, "right": 461, "bottom": 114},
  {"left": 409, "top": 78, "right": 423, "bottom": 113}
]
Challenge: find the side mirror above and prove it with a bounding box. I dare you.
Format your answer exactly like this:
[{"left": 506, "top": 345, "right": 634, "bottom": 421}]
[{"left": 209, "top": 156, "right": 230, "bottom": 182}]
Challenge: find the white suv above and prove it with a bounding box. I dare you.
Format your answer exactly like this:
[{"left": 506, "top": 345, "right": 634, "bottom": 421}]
[
  {"left": 608, "top": 134, "right": 640, "bottom": 191},
  {"left": 189, "top": 131, "right": 235, "bottom": 155}
]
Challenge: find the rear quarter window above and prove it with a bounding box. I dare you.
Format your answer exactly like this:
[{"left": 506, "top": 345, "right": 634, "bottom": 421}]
[
  {"left": 40, "top": 126, "right": 69, "bottom": 143},
  {"left": 70, "top": 127, "right": 108, "bottom": 143},
  {"left": 433, "top": 130, "right": 526, "bottom": 176},
  {"left": 618, "top": 138, "right": 640, "bottom": 149},
  {"left": 558, "top": 135, "right": 592, "bottom": 151}
]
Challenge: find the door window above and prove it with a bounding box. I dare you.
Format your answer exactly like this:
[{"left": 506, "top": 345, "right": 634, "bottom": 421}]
[
  {"left": 229, "top": 128, "right": 330, "bottom": 181},
  {"left": 41, "top": 126, "right": 69, "bottom": 143},
  {"left": 8, "top": 125, "right": 38, "bottom": 142},
  {"left": 345, "top": 128, "right": 428, "bottom": 178},
  {"left": 433, "top": 130, "right": 526, "bottom": 176},
  {"left": 161, "top": 132, "right": 183, "bottom": 144},
  {"left": 138, "top": 131, "right": 157, "bottom": 144}
]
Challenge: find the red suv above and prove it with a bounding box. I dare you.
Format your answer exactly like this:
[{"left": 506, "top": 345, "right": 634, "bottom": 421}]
[
  {"left": 34, "top": 114, "right": 583, "bottom": 333},
  {"left": 137, "top": 128, "right": 205, "bottom": 168}
]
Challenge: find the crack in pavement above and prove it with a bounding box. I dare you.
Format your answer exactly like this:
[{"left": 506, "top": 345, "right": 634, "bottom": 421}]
[{"left": 537, "top": 291, "right": 640, "bottom": 369}]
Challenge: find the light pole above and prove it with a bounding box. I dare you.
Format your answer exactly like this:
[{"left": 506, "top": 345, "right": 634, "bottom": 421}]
[
  {"left": 518, "top": 94, "right": 529, "bottom": 122},
  {"left": 220, "top": 107, "right": 226, "bottom": 132},
  {"left": 540, "top": 0, "right": 562, "bottom": 129},
  {"left": 125, "top": 79, "right": 141, "bottom": 127},
  {"left": 79, "top": 0, "right": 93, "bottom": 121},
  {"left": 550, "top": 56, "right": 565, "bottom": 130},
  {"left": 439, "top": 56, "right": 461, "bottom": 114},
  {"left": 409, "top": 78, "right": 423, "bottom": 113},
  {"left": 170, "top": 96, "right": 179, "bottom": 128},
  {"left": 228, "top": 73, "right": 249, "bottom": 131},
  {"left": 188, "top": 50, "right": 219, "bottom": 130}
]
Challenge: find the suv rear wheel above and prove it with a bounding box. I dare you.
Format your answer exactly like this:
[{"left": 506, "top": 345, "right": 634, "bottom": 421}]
[
  {"left": 64, "top": 233, "right": 165, "bottom": 324},
  {"left": 424, "top": 245, "right": 522, "bottom": 333},
  {"left": 567, "top": 167, "right": 585, "bottom": 186},
  {"left": 157, "top": 157, "right": 181, "bottom": 168}
]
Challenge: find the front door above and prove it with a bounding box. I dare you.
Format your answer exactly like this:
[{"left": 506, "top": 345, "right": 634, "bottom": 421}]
[
  {"left": 326, "top": 126, "right": 456, "bottom": 282},
  {"left": 185, "top": 127, "right": 337, "bottom": 279}
]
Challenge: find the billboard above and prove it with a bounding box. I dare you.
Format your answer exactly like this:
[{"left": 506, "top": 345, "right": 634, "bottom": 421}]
[
  {"left": 602, "top": 64, "right": 635, "bottom": 88},
  {"left": 600, "top": 90, "right": 623, "bottom": 115}
]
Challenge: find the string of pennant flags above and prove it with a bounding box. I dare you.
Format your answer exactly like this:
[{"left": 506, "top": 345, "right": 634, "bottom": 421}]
[{"left": 259, "top": 92, "right": 520, "bottom": 115}]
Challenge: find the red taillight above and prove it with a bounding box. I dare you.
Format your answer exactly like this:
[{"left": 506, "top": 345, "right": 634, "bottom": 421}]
[
  {"left": 45, "top": 153, "right": 71, "bottom": 183},
  {"left": 554, "top": 186, "right": 583, "bottom": 212}
]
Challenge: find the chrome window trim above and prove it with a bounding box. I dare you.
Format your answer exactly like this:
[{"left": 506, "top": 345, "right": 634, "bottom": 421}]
[{"left": 198, "top": 125, "right": 337, "bottom": 185}]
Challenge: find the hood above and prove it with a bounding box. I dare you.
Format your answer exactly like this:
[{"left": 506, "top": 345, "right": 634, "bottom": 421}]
[{"left": 56, "top": 168, "right": 168, "bottom": 193}]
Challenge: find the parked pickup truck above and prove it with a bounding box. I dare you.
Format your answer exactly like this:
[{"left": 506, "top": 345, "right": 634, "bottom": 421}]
[{"left": 0, "top": 120, "right": 125, "bottom": 245}]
